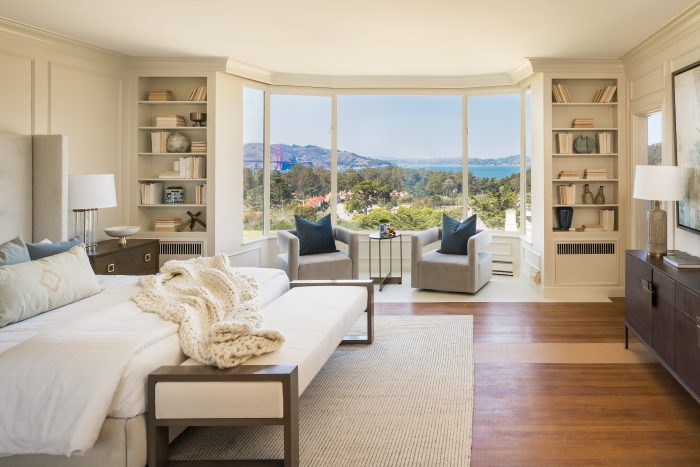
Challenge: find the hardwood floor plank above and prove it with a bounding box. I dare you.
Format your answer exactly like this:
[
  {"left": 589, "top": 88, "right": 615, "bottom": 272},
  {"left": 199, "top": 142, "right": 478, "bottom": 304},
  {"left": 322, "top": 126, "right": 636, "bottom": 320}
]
[{"left": 375, "top": 300, "right": 700, "bottom": 464}]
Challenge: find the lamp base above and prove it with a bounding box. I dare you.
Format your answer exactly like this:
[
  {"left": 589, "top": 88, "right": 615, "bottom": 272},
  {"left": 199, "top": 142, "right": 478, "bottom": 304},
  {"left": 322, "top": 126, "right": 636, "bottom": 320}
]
[{"left": 646, "top": 201, "right": 667, "bottom": 257}]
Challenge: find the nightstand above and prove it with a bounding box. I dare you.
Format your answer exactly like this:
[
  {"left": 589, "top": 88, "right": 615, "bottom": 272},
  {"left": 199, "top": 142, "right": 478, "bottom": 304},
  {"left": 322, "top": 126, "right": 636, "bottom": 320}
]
[{"left": 87, "top": 239, "right": 159, "bottom": 275}]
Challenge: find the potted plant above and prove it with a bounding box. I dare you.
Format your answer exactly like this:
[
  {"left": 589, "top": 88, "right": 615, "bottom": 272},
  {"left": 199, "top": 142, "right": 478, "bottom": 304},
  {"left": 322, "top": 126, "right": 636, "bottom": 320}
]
[{"left": 378, "top": 217, "right": 391, "bottom": 238}]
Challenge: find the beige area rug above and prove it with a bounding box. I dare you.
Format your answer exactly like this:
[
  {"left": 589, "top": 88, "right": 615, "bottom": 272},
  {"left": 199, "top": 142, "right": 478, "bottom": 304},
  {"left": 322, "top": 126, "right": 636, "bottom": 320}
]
[{"left": 169, "top": 316, "right": 474, "bottom": 466}]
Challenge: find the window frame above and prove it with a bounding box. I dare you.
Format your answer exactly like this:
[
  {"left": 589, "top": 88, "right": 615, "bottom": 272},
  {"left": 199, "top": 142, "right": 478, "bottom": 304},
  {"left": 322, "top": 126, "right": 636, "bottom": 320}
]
[{"left": 241, "top": 83, "right": 531, "bottom": 241}]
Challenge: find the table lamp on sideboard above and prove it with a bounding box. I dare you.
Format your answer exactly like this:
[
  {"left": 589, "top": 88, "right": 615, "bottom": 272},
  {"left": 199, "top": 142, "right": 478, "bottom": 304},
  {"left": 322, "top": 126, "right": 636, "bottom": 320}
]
[
  {"left": 68, "top": 174, "right": 117, "bottom": 250},
  {"left": 632, "top": 165, "right": 682, "bottom": 257}
]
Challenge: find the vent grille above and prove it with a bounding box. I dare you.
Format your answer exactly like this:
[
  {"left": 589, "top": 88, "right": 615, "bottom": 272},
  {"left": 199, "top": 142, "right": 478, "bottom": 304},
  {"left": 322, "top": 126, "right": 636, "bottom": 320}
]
[
  {"left": 160, "top": 241, "right": 203, "bottom": 256},
  {"left": 556, "top": 242, "right": 615, "bottom": 255}
]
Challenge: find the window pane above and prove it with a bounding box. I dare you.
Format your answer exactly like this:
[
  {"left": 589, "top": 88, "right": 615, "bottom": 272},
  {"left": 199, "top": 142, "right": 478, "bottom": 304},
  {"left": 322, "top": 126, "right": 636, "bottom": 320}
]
[
  {"left": 524, "top": 89, "right": 532, "bottom": 239},
  {"left": 468, "top": 94, "right": 521, "bottom": 231},
  {"left": 647, "top": 111, "right": 662, "bottom": 165},
  {"left": 337, "top": 95, "right": 462, "bottom": 231},
  {"left": 270, "top": 95, "right": 332, "bottom": 230},
  {"left": 243, "top": 87, "right": 264, "bottom": 240}
]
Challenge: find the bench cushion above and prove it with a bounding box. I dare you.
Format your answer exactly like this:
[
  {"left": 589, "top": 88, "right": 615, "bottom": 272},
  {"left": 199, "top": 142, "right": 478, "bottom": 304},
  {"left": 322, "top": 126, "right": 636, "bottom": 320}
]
[{"left": 155, "top": 285, "right": 368, "bottom": 420}]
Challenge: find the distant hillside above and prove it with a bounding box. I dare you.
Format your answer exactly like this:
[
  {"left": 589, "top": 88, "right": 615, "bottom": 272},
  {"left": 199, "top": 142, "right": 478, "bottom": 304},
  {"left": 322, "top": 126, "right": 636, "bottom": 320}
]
[
  {"left": 244, "top": 143, "right": 394, "bottom": 170},
  {"left": 243, "top": 144, "right": 530, "bottom": 170}
]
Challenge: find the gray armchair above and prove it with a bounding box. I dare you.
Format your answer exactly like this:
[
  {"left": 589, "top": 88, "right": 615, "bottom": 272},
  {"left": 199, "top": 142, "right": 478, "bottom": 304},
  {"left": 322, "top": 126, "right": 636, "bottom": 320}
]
[
  {"left": 276, "top": 227, "right": 359, "bottom": 281},
  {"left": 411, "top": 227, "right": 492, "bottom": 293}
]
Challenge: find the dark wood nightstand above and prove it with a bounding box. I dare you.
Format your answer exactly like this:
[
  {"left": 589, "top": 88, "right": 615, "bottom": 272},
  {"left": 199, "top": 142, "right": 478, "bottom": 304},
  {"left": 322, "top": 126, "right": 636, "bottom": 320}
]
[{"left": 87, "top": 239, "right": 159, "bottom": 275}]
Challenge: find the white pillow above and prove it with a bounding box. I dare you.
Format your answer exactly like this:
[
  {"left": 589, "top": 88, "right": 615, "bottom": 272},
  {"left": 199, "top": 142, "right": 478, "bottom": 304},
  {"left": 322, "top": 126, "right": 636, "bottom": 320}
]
[{"left": 0, "top": 246, "right": 102, "bottom": 328}]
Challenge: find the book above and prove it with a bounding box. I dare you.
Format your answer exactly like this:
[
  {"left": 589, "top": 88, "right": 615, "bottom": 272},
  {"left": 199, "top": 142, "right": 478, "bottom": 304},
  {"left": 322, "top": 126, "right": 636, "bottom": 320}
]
[
  {"left": 557, "top": 132, "right": 573, "bottom": 154},
  {"left": 155, "top": 115, "right": 186, "bottom": 127},
  {"left": 584, "top": 168, "right": 607, "bottom": 180},
  {"left": 663, "top": 251, "right": 700, "bottom": 269},
  {"left": 140, "top": 182, "right": 164, "bottom": 205},
  {"left": 557, "top": 183, "right": 576, "bottom": 205},
  {"left": 188, "top": 85, "right": 207, "bottom": 101},
  {"left": 558, "top": 170, "right": 580, "bottom": 180},
  {"left": 572, "top": 118, "right": 594, "bottom": 128},
  {"left": 600, "top": 209, "right": 615, "bottom": 231},
  {"left": 147, "top": 90, "right": 174, "bottom": 101},
  {"left": 150, "top": 131, "right": 170, "bottom": 153},
  {"left": 582, "top": 224, "right": 603, "bottom": 232},
  {"left": 154, "top": 217, "right": 182, "bottom": 232},
  {"left": 595, "top": 132, "right": 613, "bottom": 154}
]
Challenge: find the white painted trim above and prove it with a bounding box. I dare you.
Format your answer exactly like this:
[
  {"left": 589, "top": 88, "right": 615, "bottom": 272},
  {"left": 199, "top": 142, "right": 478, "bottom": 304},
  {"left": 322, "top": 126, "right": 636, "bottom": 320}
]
[
  {"left": 529, "top": 58, "right": 624, "bottom": 74},
  {"left": 543, "top": 285, "right": 624, "bottom": 299}
]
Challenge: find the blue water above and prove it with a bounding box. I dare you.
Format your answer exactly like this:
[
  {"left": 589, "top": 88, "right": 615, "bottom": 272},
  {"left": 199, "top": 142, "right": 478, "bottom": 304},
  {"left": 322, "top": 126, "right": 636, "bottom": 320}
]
[{"left": 400, "top": 164, "right": 520, "bottom": 179}]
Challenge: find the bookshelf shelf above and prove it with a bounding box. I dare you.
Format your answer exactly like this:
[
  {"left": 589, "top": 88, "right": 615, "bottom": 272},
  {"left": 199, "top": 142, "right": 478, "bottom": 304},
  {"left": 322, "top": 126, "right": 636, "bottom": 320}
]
[
  {"left": 552, "top": 204, "right": 618, "bottom": 208},
  {"left": 552, "top": 102, "right": 617, "bottom": 106},
  {"left": 552, "top": 128, "right": 618, "bottom": 131},
  {"left": 553, "top": 179, "right": 619, "bottom": 182},
  {"left": 552, "top": 153, "right": 617, "bottom": 157},
  {"left": 139, "top": 126, "right": 207, "bottom": 130},
  {"left": 138, "top": 204, "right": 207, "bottom": 208},
  {"left": 138, "top": 178, "right": 207, "bottom": 182},
  {"left": 138, "top": 101, "right": 207, "bottom": 105},
  {"left": 136, "top": 76, "right": 210, "bottom": 240}
]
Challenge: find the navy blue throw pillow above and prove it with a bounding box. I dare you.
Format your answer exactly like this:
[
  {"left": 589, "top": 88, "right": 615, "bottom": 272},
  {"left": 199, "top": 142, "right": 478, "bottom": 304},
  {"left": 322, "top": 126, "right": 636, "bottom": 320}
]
[
  {"left": 26, "top": 235, "right": 84, "bottom": 260},
  {"left": 295, "top": 214, "right": 337, "bottom": 256},
  {"left": 438, "top": 214, "right": 477, "bottom": 255}
]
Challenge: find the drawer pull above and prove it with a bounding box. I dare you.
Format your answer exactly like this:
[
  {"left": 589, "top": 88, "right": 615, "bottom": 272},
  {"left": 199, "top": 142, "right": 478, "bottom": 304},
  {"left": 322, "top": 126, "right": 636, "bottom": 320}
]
[
  {"left": 107, "top": 263, "right": 115, "bottom": 273},
  {"left": 144, "top": 253, "right": 152, "bottom": 262},
  {"left": 641, "top": 279, "right": 654, "bottom": 294}
]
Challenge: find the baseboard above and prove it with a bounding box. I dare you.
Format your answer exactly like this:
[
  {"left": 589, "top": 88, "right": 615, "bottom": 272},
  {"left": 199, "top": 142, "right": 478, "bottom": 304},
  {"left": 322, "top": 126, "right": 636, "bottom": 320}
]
[{"left": 543, "top": 285, "right": 625, "bottom": 300}]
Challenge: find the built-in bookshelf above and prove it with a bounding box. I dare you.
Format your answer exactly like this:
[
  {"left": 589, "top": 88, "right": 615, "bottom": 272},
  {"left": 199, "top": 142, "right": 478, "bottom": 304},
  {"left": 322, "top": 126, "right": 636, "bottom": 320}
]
[
  {"left": 550, "top": 78, "right": 620, "bottom": 233},
  {"left": 135, "top": 76, "right": 209, "bottom": 236}
]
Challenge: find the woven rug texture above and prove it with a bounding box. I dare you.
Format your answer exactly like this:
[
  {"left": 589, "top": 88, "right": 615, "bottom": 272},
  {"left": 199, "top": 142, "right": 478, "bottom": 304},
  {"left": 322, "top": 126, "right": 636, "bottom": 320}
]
[{"left": 169, "top": 315, "right": 474, "bottom": 466}]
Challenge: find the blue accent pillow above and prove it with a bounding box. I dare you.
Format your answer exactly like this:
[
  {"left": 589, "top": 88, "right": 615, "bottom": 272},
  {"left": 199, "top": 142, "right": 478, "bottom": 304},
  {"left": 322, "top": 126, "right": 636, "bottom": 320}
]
[
  {"left": 0, "top": 236, "right": 31, "bottom": 266},
  {"left": 438, "top": 214, "right": 477, "bottom": 255},
  {"left": 295, "top": 214, "right": 337, "bottom": 256},
  {"left": 26, "top": 235, "right": 84, "bottom": 260}
]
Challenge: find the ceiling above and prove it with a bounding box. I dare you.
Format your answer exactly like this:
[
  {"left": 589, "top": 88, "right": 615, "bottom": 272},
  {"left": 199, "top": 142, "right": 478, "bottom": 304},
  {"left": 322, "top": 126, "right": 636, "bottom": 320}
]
[{"left": 0, "top": 0, "right": 696, "bottom": 77}]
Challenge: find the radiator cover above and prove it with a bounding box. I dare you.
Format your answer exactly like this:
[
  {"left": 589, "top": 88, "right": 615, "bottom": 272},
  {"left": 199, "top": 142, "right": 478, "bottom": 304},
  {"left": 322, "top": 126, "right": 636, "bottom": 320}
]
[
  {"left": 159, "top": 240, "right": 206, "bottom": 266},
  {"left": 554, "top": 241, "right": 618, "bottom": 286}
]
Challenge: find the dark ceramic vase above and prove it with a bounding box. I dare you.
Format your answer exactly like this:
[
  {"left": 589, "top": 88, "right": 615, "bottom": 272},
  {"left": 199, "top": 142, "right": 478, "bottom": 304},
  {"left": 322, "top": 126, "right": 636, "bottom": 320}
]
[{"left": 556, "top": 207, "right": 574, "bottom": 230}]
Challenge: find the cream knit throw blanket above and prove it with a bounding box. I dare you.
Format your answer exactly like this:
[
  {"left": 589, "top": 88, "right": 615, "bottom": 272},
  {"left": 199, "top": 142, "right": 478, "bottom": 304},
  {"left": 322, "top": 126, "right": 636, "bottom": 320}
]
[{"left": 132, "top": 255, "right": 284, "bottom": 368}]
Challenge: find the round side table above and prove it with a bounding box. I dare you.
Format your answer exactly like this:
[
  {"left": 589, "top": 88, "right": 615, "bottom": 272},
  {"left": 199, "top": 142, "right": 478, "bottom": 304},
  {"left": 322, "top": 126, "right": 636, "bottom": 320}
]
[{"left": 368, "top": 232, "right": 403, "bottom": 291}]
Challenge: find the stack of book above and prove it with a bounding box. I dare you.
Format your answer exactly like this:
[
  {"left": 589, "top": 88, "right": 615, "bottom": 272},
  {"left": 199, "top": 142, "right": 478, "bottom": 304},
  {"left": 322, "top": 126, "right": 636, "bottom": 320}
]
[
  {"left": 600, "top": 209, "right": 615, "bottom": 231},
  {"left": 556, "top": 132, "right": 573, "bottom": 154},
  {"left": 150, "top": 131, "right": 170, "bottom": 153},
  {"left": 155, "top": 115, "right": 186, "bottom": 127},
  {"left": 584, "top": 168, "right": 607, "bottom": 180},
  {"left": 147, "top": 90, "right": 174, "bottom": 101},
  {"left": 552, "top": 83, "right": 572, "bottom": 103},
  {"left": 188, "top": 85, "right": 207, "bottom": 101},
  {"left": 191, "top": 141, "right": 207, "bottom": 153},
  {"left": 596, "top": 132, "right": 613, "bottom": 154},
  {"left": 195, "top": 184, "right": 206, "bottom": 204},
  {"left": 572, "top": 118, "right": 594, "bottom": 128},
  {"left": 582, "top": 224, "right": 603, "bottom": 232},
  {"left": 154, "top": 218, "right": 182, "bottom": 232},
  {"left": 178, "top": 156, "right": 206, "bottom": 179},
  {"left": 140, "top": 182, "right": 164, "bottom": 205},
  {"left": 592, "top": 86, "right": 617, "bottom": 103},
  {"left": 558, "top": 170, "right": 580, "bottom": 180},
  {"left": 663, "top": 251, "right": 700, "bottom": 269},
  {"left": 557, "top": 184, "right": 576, "bottom": 205}
]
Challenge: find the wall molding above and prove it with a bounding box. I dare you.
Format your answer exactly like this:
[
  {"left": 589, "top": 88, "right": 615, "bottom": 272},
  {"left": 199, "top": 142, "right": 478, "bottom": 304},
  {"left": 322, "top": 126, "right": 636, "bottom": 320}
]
[
  {"left": 528, "top": 58, "right": 624, "bottom": 74},
  {"left": 622, "top": 2, "right": 700, "bottom": 68}
]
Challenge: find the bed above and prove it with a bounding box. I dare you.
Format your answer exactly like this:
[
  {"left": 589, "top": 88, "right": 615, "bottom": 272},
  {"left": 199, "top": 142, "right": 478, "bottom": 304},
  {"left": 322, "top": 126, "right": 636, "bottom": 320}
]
[{"left": 0, "top": 133, "right": 292, "bottom": 466}]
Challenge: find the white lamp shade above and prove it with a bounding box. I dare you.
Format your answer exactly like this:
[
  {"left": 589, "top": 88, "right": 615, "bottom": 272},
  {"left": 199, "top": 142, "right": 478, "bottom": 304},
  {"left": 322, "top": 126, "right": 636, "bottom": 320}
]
[
  {"left": 632, "top": 165, "right": 683, "bottom": 201},
  {"left": 68, "top": 174, "right": 117, "bottom": 209}
]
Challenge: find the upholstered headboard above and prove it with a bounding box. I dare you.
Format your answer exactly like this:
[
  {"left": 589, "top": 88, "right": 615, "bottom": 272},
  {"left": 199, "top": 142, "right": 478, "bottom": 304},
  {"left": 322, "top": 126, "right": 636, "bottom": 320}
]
[{"left": 0, "top": 133, "right": 68, "bottom": 243}]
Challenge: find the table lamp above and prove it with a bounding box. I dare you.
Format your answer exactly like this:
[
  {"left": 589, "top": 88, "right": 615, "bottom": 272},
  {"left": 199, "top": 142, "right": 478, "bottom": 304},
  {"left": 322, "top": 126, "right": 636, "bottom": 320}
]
[
  {"left": 632, "top": 165, "right": 682, "bottom": 257},
  {"left": 68, "top": 174, "right": 117, "bottom": 250}
]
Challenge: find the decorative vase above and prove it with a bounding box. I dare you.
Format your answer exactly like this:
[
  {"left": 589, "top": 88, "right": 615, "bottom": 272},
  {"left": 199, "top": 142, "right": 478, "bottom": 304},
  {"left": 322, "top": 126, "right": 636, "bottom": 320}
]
[
  {"left": 574, "top": 135, "right": 596, "bottom": 154},
  {"left": 555, "top": 207, "right": 574, "bottom": 230},
  {"left": 582, "top": 184, "right": 594, "bottom": 204},
  {"left": 164, "top": 186, "right": 185, "bottom": 204},
  {"left": 166, "top": 131, "right": 191, "bottom": 153},
  {"left": 594, "top": 186, "right": 606, "bottom": 205},
  {"left": 378, "top": 222, "right": 390, "bottom": 238}
]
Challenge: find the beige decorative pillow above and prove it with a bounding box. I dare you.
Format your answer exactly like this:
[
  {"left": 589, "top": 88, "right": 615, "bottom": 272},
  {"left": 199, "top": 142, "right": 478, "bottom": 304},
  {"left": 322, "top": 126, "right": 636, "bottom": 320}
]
[{"left": 0, "top": 245, "right": 102, "bottom": 328}]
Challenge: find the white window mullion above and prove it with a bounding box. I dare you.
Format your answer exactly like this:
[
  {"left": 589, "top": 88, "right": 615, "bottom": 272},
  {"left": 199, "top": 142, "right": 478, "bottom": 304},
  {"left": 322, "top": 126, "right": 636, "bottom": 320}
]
[
  {"left": 462, "top": 94, "right": 469, "bottom": 219},
  {"left": 263, "top": 91, "right": 271, "bottom": 235},
  {"left": 331, "top": 95, "right": 338, "bottom": 225}
]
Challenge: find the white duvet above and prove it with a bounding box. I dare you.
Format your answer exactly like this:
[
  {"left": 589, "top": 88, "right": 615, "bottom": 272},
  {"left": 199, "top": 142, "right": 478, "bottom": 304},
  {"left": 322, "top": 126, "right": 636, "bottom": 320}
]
[{"left": 0, "top": 267, "right": 290, "bottom": 457}]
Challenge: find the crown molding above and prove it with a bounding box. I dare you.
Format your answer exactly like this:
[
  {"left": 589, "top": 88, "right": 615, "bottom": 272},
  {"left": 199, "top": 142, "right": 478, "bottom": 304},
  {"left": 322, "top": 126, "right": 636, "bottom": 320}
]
[
  {"left": 0, "top": 16, "right": 128, "bottom": 68},
  {"left": 622, "top": 1, "right": 700, "bottom": 67},
  {"left": 131, "top": 56, "right": 229, "bottom": 73},
  {"left": 224, "top": 58, "right": 274, "bottom": 83},
  {"left": 508, "top": 59, "right": 534, "bottom": 84},
  {"left": 528, "top": 58, "right": 624, "bottom": 74}
]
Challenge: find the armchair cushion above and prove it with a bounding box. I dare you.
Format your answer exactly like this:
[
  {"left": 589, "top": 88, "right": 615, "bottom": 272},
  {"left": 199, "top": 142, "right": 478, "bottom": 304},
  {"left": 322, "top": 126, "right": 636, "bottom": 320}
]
[
  {"left": 438, "top": 214, "right": 476, "bottom": 255},
  {"left": 278, "top": 251, "right": 352, "bottom": 281},
  {"left": 295, "top": 214, "right": 337, "bottom": 256}
]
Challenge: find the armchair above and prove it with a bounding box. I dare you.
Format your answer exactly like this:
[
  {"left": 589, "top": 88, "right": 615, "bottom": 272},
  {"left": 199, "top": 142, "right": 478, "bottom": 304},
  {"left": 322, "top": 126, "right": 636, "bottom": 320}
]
[
  {"left": 277, "top": 227, "right": 359, "bottom": 281},
  {"left": 411, "top": 227, "right": 492, "bottom": 293}
]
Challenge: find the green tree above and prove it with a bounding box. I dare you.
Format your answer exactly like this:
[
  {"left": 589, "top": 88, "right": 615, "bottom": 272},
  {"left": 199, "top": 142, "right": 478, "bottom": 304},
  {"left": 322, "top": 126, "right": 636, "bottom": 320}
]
[{"left": 347, "top": 179, "right": 392, "bottom": 214}]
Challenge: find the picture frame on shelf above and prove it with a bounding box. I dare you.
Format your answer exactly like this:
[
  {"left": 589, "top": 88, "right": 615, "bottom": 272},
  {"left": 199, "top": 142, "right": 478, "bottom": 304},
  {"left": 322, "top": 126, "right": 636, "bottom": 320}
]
[{"left": 672, "top": 59, "right": 700, "bottom": 235}]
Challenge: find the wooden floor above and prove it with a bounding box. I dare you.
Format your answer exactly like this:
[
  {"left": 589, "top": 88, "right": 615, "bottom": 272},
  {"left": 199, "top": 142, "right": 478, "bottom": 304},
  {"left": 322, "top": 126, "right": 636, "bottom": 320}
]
[{"left": 376, "top": 299, "right": 700, "bottom": 466}]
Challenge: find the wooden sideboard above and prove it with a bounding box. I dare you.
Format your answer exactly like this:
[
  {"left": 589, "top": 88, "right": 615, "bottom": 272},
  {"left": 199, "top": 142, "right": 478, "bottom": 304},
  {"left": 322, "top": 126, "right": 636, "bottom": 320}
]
[{"left": 625, "top": 250, "right": 700, "bottom": 403}]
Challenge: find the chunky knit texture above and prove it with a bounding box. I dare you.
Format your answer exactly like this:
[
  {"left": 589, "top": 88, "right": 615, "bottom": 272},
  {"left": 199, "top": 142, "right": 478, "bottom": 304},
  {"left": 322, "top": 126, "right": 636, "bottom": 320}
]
[{"left": 132, "top": 255, "right": 284, "bottom": 368}]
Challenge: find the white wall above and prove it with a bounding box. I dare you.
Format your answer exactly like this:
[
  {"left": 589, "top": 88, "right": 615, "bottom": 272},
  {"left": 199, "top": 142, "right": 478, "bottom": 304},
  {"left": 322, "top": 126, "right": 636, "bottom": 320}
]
[
  {"left": 623, "top": 4, "right": 700, "bottom": 256},
  {"left": 0, "top": 21, "right": 130, "bottom": 241}
]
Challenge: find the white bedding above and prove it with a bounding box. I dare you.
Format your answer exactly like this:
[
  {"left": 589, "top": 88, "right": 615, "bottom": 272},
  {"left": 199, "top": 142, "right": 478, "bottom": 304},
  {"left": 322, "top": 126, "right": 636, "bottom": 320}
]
[{"left": 0, "top": 266, "right": 289, "bottom": 455}]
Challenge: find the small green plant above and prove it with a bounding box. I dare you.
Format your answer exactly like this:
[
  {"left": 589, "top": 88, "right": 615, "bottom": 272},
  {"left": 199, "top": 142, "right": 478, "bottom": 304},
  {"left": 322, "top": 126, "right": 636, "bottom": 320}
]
[{"left": 378, "top": 217, "right": 391, "bottom": 224}]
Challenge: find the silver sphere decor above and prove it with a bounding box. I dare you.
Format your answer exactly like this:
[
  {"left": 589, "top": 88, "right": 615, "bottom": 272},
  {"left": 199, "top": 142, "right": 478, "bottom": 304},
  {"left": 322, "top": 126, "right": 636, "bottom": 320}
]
[{"left": 166, "top": 131, "right": 191, "bottom": 153}]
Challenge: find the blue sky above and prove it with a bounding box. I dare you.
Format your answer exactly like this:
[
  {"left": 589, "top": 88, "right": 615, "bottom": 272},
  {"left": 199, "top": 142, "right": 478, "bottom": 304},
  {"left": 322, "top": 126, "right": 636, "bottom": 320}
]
[{"left": 244, "top": 89, "right": 522, "bottom": 160}]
